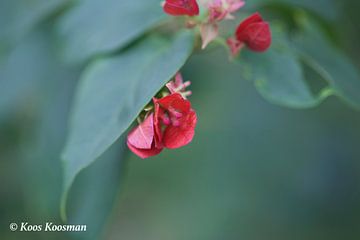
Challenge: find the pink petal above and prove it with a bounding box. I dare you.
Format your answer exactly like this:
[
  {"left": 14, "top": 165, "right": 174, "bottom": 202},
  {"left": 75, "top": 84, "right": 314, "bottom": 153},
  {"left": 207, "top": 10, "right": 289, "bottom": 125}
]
[
  {"left": 166, "top": 72, "right": 183, "bottom": 93},
  {"left": 127, "top": 141, "right": 163, "bottom": 159},
  {"left": 208, "top": 2, "right": 227, "bottom": 22},
  {"left": 127, "top": 113, "right": 154, "bottom": 149},
  {"left": 175, "top": 72, "right": 184, "bottom": 86},
  {"left": 226, "top": 37, "right": 244, "bottom": 56},
  {"left": 226, "top": 0, "right": 245, "bottom": 13}
]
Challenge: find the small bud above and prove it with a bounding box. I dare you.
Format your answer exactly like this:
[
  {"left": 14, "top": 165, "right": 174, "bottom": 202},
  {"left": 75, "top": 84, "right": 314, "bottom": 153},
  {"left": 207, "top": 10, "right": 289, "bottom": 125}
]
[
  {"left": 234, "top": 12, "right": 271, "bottom": 52},
  {"left": 163, "top": 0, "right": 200, "bottom": 16}
]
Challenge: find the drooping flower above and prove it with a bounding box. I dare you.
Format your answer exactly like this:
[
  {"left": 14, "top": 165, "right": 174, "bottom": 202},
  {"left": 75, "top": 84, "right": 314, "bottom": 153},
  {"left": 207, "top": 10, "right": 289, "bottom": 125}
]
[
  {"left": 154, "top": 93, "right": 197, "bottom": 149},
  {"left": 163, "top": 0, "right": 200, "bottom": 16},
  {"left": 127, "top": 113, "right": 163, "bottom": 159},
  {"left": 227, "top": 12, "right": 271, "bottom": 55},
  {"left": 127, "top": 73, "right": 197, "bottom": 159}
]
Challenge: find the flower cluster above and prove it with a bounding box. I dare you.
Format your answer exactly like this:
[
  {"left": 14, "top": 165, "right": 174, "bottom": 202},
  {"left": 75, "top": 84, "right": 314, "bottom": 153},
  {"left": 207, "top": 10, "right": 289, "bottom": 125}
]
[
  {"left": 127, "top": 73, "right": 197, "bottom": 159},
  {"left": 127, "top": 1, "right": 272, "bottom": 159},
  {"left": 162, "top": 0, "right": 271, "bottom": 55}
]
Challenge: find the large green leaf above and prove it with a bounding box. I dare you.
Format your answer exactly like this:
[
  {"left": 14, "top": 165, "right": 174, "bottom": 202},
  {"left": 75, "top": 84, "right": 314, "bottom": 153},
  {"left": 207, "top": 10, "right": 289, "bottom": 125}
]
[
  {"left": 237, "top": 20, "right": 360, "bottom": 110},
  {"left": 1, "top": 26, "right": 77, "bottom": 239},
  {"left": 0, "top": 27, "right": 75, "bottom": 121},
  {"left": 56, "top": 0, "right": 168, "bottom": 63},
  {"left": 292, "top": 18, "right": 360, "bottom": 110},
  {"left": 0, "top": 0, "right": 66, "bottom": 48},
  {"left": 65, "top": 138, "right": 126, "bottom": 240},
  {"left": 237, "top": 29, "right": 325, "bottom": 108},
  {"left": 61, "top": 30, "right": 194, "bottom": 211}
]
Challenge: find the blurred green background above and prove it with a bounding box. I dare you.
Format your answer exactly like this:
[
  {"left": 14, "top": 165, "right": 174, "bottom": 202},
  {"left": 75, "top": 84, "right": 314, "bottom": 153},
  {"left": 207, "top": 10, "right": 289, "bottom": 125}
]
[{"left": 1, "top": 0, "right": 360, "bottom": 240}]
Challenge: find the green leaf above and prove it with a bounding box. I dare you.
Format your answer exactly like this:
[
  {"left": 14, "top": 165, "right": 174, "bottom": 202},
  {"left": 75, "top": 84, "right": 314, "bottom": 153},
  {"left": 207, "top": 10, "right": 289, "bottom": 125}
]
[
  {"left": 23, "top": 65, "right": 78, "bottom": 221},
  {"left": 65, "top": 138, "right": 126, "bottom": 240},
  {"left": 61, "top": 30, "right": 194, "bottom": 213},
  {"left": 292, "top": 17, "right": 360, "bottom": 110},
  {"left": 237, "top": 28, "right": 324, "bottom": 108},
  {"left": 56, "top": 0, "right": 168, "bottom": 63},
  {"left": 246, "top": 0, "right": 339, "bottom": 21},
  {"left": 0, "top": 28, "right": 76, "bottom": 120},
  {"left": 237, "top": 19, "right": 360, "bottom": 110},
  {"left": 0, "top": 0, "right": 67, "bottom": 48}
]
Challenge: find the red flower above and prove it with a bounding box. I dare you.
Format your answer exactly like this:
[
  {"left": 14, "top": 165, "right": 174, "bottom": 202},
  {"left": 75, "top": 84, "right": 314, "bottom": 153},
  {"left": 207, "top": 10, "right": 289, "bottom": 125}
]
[
  {"left": 235, "top": 12, "right": 271, "bottom": 52},
  {"left": 127, "top": 93, "right": 197, "bottom": 158},
  {"left": 127, "top": 73, "right": 197, "bottom": 159},
  {"left": 228, "top": 12, "right": 271, "bottom": 55},
  {"left": 127, "top": 113, "right": 163, "bottom": 159},
  {"left": 163, "top": 0, "right": 200, "bottom": 16},
  {"left": 154, "top": 93, "right": 197, "bottom": 149}
]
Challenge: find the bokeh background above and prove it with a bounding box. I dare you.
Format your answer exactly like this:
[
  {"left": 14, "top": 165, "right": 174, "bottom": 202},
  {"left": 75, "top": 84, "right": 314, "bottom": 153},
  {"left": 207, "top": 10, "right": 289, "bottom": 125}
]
[{"left": 1, "top": 0, "right": 360, "bottom": 240}]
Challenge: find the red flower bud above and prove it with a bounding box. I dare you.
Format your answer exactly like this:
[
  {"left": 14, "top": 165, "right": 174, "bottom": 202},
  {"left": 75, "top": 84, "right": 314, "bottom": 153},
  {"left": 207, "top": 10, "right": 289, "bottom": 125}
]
[
  {"left": 163, "top": 0, "right": 200, "bottom": 16},
  {"left": 235, "top": 12, "right": 271, "bottom": 52}
]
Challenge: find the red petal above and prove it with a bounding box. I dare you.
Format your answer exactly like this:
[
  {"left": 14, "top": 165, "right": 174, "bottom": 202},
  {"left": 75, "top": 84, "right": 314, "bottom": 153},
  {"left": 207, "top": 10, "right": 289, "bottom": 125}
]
[
  {"left": 153, "top": 100, "right": 164, "bottom": 149},
  {"left": 157, "top": 93, "right": 182, "bottom": 107},
  {"left": 235, "top": 12, "right": 263, "bottom": 38},
  {"left": 157, "top": 93, "right": 191, "bottom": 113},
  {"left": 163, "top": 0, "right": 199, "bottom": 16},
  {"left": 127, "top": 140, "right": 163, "bottom": 159},
  {"left": 163, "top": 110, "right": 197, "bottom": 149},
  {"left": 239, "top": 22, "right": 271, "bottom": 52},
  {"left": 127, "top": 113, "right": 154, "bottom": 149}
]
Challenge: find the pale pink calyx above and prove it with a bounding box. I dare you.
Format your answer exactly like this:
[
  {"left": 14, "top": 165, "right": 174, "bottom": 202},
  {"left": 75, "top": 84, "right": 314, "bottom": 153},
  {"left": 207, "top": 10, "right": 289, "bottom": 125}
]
[{"left": 200, "top": 22, "right": 219, "bottom": 49}]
